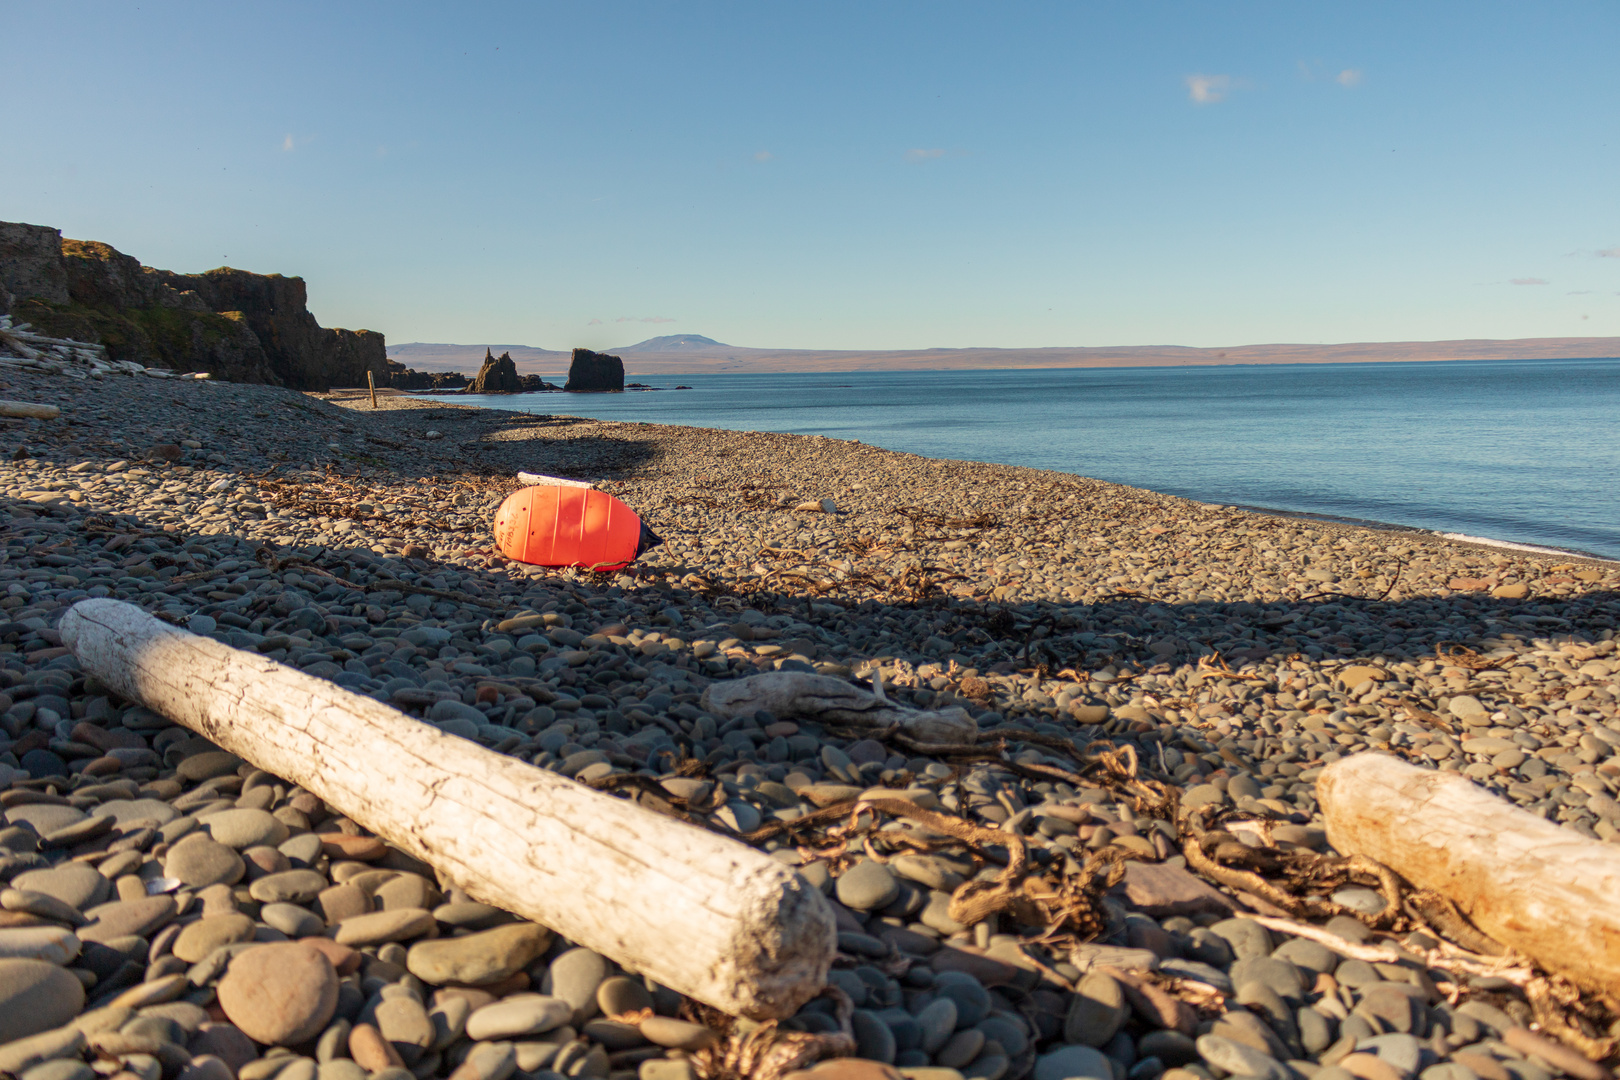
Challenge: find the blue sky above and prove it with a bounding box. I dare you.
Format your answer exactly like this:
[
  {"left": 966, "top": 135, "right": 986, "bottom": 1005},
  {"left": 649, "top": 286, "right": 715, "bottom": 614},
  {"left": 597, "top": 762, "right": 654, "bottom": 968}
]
[{"left": 4, "top": 2, "right": 1618, "bottom": 351}]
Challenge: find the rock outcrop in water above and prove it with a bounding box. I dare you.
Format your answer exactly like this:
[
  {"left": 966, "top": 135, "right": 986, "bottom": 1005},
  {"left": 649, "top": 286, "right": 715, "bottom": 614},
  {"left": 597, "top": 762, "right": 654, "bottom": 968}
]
[
  {"left": 0, "top": 220, "right": 387, "bottom": 389},
  {"left": 470, "top": 349, "right": 523, "bottom": 393},
  {"left": 563, "top": 347, "right": 624, "bottom": 392}
]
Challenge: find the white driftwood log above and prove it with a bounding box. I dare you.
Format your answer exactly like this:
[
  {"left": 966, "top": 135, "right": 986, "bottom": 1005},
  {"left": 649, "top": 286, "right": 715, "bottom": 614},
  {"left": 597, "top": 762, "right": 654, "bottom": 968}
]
[
  {"left": 0, "top": 401, "right": 61, "bottom": 419},
  {"left": 1319, "top": 752, "right": 1620, "bottom": 997},
  {"left": 61, "top": 599, "right": 834, "bottom": 1019},
  {"left": 702, "top": 671, "right": 978, "bottom": 745}
]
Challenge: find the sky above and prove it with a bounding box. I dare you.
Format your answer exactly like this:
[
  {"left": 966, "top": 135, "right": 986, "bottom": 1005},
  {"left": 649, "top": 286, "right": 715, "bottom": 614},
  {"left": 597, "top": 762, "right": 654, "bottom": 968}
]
[{"left": 4, "top": 2, "right": 1619, "bottom": 352}]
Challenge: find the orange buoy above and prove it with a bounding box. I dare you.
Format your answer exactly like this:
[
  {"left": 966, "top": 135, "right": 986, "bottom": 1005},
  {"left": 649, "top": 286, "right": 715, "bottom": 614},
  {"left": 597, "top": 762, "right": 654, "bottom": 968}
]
[{"left": 492, "top": 485, "right": 661, "bottom": 571}]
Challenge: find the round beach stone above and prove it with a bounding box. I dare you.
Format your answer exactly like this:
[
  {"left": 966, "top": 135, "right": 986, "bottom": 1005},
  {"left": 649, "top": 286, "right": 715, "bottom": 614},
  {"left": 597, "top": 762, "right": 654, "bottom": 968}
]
[
  {"left": 406, "top": 922, "right": 551, "bottom": 986},
  {"left": 465, "top": 994, "right": 572, "bottom": 1040},
  {"left": 334, "top": 908, "right": 435, "bottom": 946},
  {"left": 0, "top": 926, "right": 82, "bottom": 965},
  {"left": 164, "top": 834, "right": 246, "bottom": 888},
  {"left": 639, "top": 1016, "right": 720, "bottom": 1051},
  {"left": 216, "top": 942, "right": 339, "bottom": 1046},
  {"left": 836, "top": 860, "right": 900, "bottom": 910},
  {"left": 261, "top": 902, "right": 326, "bottom": 938},
  {"left": 11, "top": 861, "right": 110, "bottom": 913},
  {"left": 177, "top": 752, "right": 243, "bottom": 782},
  {"left": 250, "top": 869, "right": 330, "bottom": 904},
  {"left": 1064, "top": 970, "right": 1129, "bottom": 1047},
  {"left": 92, "top": 798, "right": 180, "bottom": 826},
  {"left": 0, "top": 958, "right": 87, "bottom": 1043},
  {"left": 4, "top": 805, "right": 87, "bottom": 835},
  {"left": 173, "top": 914, "right": 256, "bottom": 963},
  {"left": 204, "top": 809, "right": 290, "bottom": 850},
  {"left": 1196, "top": 1035, "right": 1290, "bottom": 1080},
  {"left": 374, "top": 996, "right": 434, "bottom": 1063},
  {"left": 1034, "top": 1044, "right": 1113, "bottom": 1080},
  {"left": 547, "top": 947, "right": 608, "bottom": 1023},
  {"left": 78, "top": 895, "right": 176, "bottom": 943},
  {"left": 597, "top": 975, "right": 654, "bottom": 1017}
]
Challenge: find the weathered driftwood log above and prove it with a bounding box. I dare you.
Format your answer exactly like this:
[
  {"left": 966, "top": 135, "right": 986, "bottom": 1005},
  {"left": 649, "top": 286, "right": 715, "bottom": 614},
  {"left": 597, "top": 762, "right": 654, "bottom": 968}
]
[
  {"left": 702, "top": 671, "right": 978, "bottom": 746},
  {"left": 61, "top": 599, "right": 834, "bottom": 1019},
  {"left": 0, "top": 401, "right": 60, "bottom": 419},
  {"left": 1319, "top": 752, "right": 1620, "bottom": 997}
]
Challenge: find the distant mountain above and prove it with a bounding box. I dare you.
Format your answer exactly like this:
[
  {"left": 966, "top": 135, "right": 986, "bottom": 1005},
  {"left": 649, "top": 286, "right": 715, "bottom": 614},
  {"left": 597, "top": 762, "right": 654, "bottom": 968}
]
[{"left": 612, "top": 334, "right": 729, "bottom": 352}]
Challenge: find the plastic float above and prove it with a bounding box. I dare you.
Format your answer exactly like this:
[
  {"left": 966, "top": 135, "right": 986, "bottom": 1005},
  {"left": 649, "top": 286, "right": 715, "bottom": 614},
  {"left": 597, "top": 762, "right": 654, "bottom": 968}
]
[{"left": 492, "top": 484, "right": 661, "bottom": 571}]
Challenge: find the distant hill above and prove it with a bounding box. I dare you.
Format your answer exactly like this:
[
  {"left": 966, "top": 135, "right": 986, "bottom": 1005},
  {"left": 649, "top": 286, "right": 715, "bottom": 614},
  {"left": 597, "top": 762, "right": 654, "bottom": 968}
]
[
  {"left": 390, "top": 335, "right": 1620, "bottom": 376},
  {"left": 612, "top": 334, "right": 729, "bottom": 352}
]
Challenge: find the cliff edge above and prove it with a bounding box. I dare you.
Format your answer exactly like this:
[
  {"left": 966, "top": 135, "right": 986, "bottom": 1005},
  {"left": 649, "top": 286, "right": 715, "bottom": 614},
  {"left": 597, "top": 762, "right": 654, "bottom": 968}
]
[{"left": 0, "top": 221, "right": 386, "bottom": 390}]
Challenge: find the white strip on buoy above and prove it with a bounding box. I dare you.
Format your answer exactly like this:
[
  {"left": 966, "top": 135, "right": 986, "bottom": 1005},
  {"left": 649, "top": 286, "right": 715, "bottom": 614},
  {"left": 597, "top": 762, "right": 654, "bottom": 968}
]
[{"left": 517, "top": 471, "right": 593, "bottom": 488}]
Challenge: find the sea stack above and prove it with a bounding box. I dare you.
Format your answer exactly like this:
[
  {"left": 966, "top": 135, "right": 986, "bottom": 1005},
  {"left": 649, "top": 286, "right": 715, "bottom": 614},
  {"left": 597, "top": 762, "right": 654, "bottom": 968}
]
[
  {"left": 564, "top": 347, "right": 624, "bottom": 392},
  {"left": 470, "top": 348, "right": 523, "bottom": 393}
]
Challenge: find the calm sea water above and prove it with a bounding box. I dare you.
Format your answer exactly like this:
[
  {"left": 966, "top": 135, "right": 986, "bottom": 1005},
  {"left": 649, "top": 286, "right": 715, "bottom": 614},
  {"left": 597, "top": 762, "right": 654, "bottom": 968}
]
[{"left": 457, "top": 358, "right": 1620, "bottom": 559}]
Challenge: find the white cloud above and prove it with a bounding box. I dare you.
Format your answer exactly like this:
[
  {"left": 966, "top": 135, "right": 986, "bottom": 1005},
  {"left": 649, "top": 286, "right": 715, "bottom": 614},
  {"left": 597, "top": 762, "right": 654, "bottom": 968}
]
[
  {"left": 587, "top": 318, "right": 603, "bottom": 325},
  {"left": 1337, "top": 68, "right": 1363, "bottom": 87},
  {"left": 1185, "top": 74, "right": 1231, "bottom": 104},
  {"left": 1597, "top": 246, "right": 1620, "bottom": 258},
  {"left": 905, "top": 148, "right": 946, "bottom": 162},
  {"left": 754, "top": 150, "right": 773, "bottom": 162},
  {"left": 282, "top": 135, "right": 295, "bottom": 151},
  {"left": 1510, "top": 278, "right": 1549, "bottom": 285}
]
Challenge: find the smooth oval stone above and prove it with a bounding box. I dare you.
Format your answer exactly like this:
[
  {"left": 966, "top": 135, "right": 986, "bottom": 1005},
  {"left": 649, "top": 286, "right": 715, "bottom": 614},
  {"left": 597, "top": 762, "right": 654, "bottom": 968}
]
[
  {"left": 23, "top": 1060, "right": 96, "bottom": 1080},
  {"left": 173, "top": 914, "right": 256, "bottom": 963},
  {"left": 318, "top": 1061, "right": 367, "bottom": 1080},
  {"left": 597, "top": 976, "right": 654, "bottom": 1017},
  {"left": 935, "top": 976, "right": 991, "bottom": 1027},
  {"left": 0, "top": 958, "right": 87, "bottom": 1043},
  {"left": 261, "top": 903, "right": 326, "bottom": 938},
  {"left": 640, "top": 1016, "right": 720, "bottom": 1051},
  {"left": 1034, "top": 1044, "right": 1114, "bottom": 1080},
  {"left": 0, "top": 1027, "right": 88, "bottom": 1076},
  {"left": 852, "top": 1009, "right": 897, "bottom": 1064},
  {"left": 12, "top": 863, "right": 110, "bottom": 911},
  {"left": 1196, "top": 1034, "right": 1290, "bottom": 1080},
  {"left": 406, "top": 923, "right": 552, "bottom": 986},
  {"left": 250, "top": 870, "right": 330, "bottom": 904},
  {"left": 4, "top": 805, "right": 87, "bottom": 834},
  {"left": 548, "top": 947, "right": 608, "bottom": 1024},
  {"left": 0, "top": 926, "right": 82, "bottom": 965},
  {"left": 176, "top": 752, "right": 243, "bottom": 782},
  {"left": 164, "top": 835, "right": 246, "bottom": 888},
  {"left": 1065, "top": 970, "right": 1129, "bottom": 1047},
  {"left": 92, "top": 799, "right": 180, "bottom": 827},
  {"left": 374, "top": 997, "right": 434, "bottom": 1063},
  {"left": 78, "top": 896, "right": 176, "bottom": 944},
  {"left": 334, "top": 908, "right": 435, "bottom": 947},
  {"left": 279, "top": 834, "right": 326, "bottom": 867},
  {"left": 975, "top": 1016, "right": 1028, "bottom": 1057},
  {"left": 217, "top": 943, "right": 339, "bottom": 1045},
  {"left": 466, "top": 995, "right": 572, "bottom": 1040},
  {"left": 457, "top": 1040, "right": 517, "bottom": 1080},
  {"left": 177, "top": 1057, "right": 235, "bottom": 1080},
  {"left": 916, "top": 997, "right": 958, "bottom": 1054},
  {"left": 836, "top": 860, "right": 900, "bottom": 911},
  {"left": 204, "top": 809, "right": 290, "bottom": 850}
]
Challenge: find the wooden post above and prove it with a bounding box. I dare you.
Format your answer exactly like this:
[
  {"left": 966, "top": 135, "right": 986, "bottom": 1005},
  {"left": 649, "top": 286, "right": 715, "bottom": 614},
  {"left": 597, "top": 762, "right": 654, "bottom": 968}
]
[
  {"left": 1319, "top": 753, "right": 1620, "bottom": 998},
  {"left": 60, "top": 599, "right": 836, "bottom": 1019},
  {"left": 367, "top": 370, "right": 379, "bottom": 409}
]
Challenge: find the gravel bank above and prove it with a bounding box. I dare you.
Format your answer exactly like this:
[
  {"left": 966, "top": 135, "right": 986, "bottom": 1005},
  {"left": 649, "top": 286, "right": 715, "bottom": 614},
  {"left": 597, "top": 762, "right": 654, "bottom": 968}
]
[{"left": 0, "top": 370, "right": 1616, "bottom": 1080}]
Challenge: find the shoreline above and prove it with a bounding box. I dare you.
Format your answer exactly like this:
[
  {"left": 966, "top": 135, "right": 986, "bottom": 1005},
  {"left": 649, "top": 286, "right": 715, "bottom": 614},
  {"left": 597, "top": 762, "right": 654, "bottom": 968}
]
[{"left": 415, "top": 386, "right": 1620, "bottom": 567}]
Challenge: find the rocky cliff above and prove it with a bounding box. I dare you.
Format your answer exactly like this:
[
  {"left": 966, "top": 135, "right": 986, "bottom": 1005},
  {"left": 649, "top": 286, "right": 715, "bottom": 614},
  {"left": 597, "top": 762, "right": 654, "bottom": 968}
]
[
  {"left": 563, "top": 347, "right": 624, "bottom": 392},
  {"left": 0, "top": 221, "right": 386, "bottom": 389}
]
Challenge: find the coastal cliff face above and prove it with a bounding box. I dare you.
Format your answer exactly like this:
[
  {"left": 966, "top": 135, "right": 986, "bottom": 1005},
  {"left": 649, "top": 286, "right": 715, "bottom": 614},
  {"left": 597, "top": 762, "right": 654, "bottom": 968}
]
[
  {"left": 563, "top": 347, "right": 624, "bottom": 392},
  {"left": 470, "top": 349, "right": 523, "bottom": 393},
  {"left": 0, "top": 221, "right": 386, "bottom": 390}
]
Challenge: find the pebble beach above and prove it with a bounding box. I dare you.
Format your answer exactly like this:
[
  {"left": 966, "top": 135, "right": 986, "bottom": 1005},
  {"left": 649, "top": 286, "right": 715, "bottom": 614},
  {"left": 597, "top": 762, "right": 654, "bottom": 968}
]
[{"left": 0, "top": 368, "right": 1617, "bottom": 1080}]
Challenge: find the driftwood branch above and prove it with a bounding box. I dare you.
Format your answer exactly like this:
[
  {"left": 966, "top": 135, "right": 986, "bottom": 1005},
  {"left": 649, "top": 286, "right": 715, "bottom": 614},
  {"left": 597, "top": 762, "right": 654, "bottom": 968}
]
[
  {"left": 61, "top": 599, "right": 835, "bottom": 1019},
  {"left": 701, "top": 671, "right": 978, "bottom": 745},
  {"left": 0, "top": 401, "right": 61, "bottom": 420},
  {"left": 1319, "top": 753, "right": 1620, "bottom": 1000}
]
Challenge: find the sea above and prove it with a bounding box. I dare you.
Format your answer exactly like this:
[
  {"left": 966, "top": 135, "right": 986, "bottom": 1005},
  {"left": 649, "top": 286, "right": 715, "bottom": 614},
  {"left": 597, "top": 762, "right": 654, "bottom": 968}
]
[{"left": 457, "top": 357, "right": 1620, "bottom": 560}]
